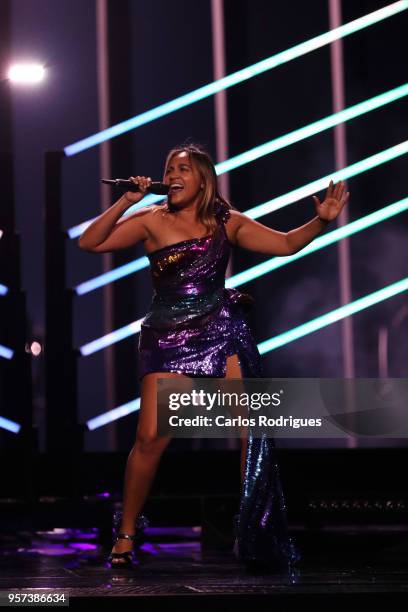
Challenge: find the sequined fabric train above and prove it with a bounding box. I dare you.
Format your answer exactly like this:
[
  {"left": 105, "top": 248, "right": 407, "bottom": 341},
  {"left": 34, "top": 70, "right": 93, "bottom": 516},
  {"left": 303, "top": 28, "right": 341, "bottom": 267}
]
[{"left": 138, "top": 199, "right": 301, "bottom": 570}]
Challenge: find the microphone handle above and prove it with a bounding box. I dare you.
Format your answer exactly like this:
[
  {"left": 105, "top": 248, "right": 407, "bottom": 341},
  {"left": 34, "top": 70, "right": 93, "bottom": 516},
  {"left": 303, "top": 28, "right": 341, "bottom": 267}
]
[{"left": 101, "top": 178, "right": 169, "bottom": 196}]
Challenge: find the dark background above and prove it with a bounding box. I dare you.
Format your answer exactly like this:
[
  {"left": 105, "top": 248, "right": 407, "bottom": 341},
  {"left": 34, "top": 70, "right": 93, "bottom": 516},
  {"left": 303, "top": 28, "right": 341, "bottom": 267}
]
[{"left": 3, "top": 0, "right": 407, "bottom": 451}]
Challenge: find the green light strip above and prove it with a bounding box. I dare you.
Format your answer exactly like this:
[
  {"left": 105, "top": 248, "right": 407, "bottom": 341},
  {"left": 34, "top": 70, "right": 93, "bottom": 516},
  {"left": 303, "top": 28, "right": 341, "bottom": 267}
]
[
  {"left": 228, "top": 196, "right": 408, "bottom": 287},
  {"left": 65, "top": 1, "right": 408, "bottom": 156},
  {"left": 75, "top": 142, "right": 408, "bottom": 294},
  {"left": 78, "top": 196, "right": 407, "bottom": 355},
  {"left": 216, "top": 84, "right": 408, "bottom": 175},
  {"left": 246, "top": 141, "right": 408, "bottom": 219},
  {"left": 258, "top": 277, "right": 408, "bottom": 354},
  {"left": 85, "top": 275, "right": 408, "bottom": 430}
]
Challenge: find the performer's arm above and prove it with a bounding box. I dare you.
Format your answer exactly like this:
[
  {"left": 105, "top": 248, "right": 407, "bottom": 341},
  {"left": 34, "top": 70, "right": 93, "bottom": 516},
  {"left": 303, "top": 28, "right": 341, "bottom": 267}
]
[
  {"left": 78, "top": 176, "right": 151, "bottom": 252},
  {"left": 233, "top": 180, "right": 349, "bottom": 256},
  {"left": 286, "top": 180, "right": 349, "bottom": 254}
]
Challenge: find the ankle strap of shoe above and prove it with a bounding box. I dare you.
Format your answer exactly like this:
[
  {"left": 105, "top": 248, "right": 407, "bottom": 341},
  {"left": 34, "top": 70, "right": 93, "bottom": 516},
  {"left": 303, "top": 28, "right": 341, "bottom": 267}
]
[{"left": 116, "top": 533, "right": 138, "bottom": 541}]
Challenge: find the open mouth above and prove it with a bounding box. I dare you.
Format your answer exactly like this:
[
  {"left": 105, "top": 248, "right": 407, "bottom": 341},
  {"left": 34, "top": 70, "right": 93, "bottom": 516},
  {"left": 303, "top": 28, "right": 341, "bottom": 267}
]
[{"left": 169, "top": 183, "right": 184, "bottom": 194}]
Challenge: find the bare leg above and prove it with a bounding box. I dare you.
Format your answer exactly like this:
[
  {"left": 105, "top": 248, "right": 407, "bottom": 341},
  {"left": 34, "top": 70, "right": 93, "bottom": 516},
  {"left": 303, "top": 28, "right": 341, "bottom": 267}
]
[
  {"left": 111, "top": 358, "right": 246, "bottom": 563},
  {"left": 225, "top": 354, "right": 247, "bottom": 488},
  {"left": 110, "top": 371, "right": 188, "bottom": 563}
]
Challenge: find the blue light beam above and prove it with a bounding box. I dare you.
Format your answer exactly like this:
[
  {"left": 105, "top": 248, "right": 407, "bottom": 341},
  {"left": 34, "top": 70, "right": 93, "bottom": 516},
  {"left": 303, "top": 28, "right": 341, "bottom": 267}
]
[
  {"left": 69, "top": 85, "right": 408, "bottom": 240},
  {"left": 227, "top": 196, "right": 408, "bottom": 288},
  {"left": 258, "top": 277, "right": 408, "bottom": 354},
  {"left": 75, "top": 141, "right": 408, "bottom": 294},
  {"left": 0, "top": 416, "right": 21, "bottom": 434},
  {"left": 0, "top": 344, "right": 14, "bottom": 360},
  {"left": 87, "top": 276, "right": 408, "bottom": 429},
  {"left": 64, "top": 1, "right": 408, "bottom": 156},
  {"left": 87, "top": 397, "right": 141, "bottom": 430},
  {"left": 78, "top": 197, "right": 407, "bottom": 354}
]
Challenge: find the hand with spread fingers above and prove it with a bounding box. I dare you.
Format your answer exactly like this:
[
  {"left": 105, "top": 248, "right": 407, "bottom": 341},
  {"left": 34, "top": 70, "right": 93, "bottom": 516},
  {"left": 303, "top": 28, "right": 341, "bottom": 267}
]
[{"left": 312, "top": 180, "right": 350, "bottom": 223}]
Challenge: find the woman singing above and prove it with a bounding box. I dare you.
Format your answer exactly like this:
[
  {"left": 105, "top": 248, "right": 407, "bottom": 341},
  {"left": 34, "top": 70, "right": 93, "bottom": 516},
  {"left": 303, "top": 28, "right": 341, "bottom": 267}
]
[{"left": 78, "top": 143, "right": 349, "bottom": 571}]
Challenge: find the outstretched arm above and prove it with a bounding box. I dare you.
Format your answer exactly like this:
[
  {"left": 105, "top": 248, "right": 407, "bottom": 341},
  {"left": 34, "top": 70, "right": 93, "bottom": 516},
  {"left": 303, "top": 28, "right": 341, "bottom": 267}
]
[{"left": 233, "top": 180, "right": 349, "bottom": 256}]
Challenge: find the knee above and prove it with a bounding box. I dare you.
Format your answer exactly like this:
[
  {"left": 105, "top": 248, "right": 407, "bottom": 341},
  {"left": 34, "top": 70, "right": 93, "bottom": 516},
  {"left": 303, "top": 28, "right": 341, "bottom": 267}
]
[{"left": 134, "top": 432, "right": 169, "bottom": 457}]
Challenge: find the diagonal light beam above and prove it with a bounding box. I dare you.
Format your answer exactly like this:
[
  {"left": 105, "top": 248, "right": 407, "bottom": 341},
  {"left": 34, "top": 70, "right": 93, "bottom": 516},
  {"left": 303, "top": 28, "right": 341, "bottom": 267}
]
[
  {"left": 76, "top": 257, "right": 149, "bottom": 296},
  {"left": 0, "top": 415, "right": 21, "bottom": 434},
  {"left": 64, "top": 1, "right": 408, "bottom": 156},
  {"left": 80, "top": 318, "right": 143, "bottom": 356},
  {"left": 74, "top": 140, "right": 408, "bottom": 294},
  {"left": 215, "top": 84, "right": 408, "bottom": 174},
  {"left": 245, "top": 141, "right": 408, "bottom": 219},
  {"left": 87, "top": 397, "right": 140, "bottom": 431},
  {"left": 0, "top": 344, "right": 14, "bottom": 360},
  {"left": 86, "top": 276, "right": 408, "bottom": 429},
  {"left": 227, "top": 196, "right": 408, "bottom": 288},
  {"left": 69, "top": 84, "right": 408, "bottom": 239},
  {"left": 258, "top": 277, "right": 408, "bottom": 354},
  {"left": 78, "top": 196, "right": 407, "bottom": 355}
]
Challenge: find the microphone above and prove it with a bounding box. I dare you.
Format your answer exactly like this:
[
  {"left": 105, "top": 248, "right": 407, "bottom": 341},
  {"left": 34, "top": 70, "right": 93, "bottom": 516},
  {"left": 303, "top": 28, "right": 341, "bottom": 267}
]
[{"left": 101, "top": 178, "right": 169, "bottom": 196}]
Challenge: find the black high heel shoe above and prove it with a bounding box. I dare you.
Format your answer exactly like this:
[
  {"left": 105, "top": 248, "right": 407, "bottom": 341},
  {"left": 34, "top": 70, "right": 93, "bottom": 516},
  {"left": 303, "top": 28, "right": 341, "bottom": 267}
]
[
  {"left": 106, "top": 511, "right": 149, "bottom": 569},
  {"left": 107, "top": 532, "right": 138, "bottom": 568}
]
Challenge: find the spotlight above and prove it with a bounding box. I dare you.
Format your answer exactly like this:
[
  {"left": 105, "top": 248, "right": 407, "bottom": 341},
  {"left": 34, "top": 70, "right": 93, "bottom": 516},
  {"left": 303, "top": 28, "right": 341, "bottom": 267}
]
[
  {"left": 25, "top": 341, "right": 43, "bottom": 356},
  {"left": 8, "top": 63, "right": 45, "bottom": 84}
]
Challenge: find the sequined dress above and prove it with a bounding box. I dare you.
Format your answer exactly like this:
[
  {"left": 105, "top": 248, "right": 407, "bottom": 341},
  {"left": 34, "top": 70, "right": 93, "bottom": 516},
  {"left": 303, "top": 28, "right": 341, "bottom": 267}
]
[{"left": 138, "top": 199, "right": 301, "bottom": 570}]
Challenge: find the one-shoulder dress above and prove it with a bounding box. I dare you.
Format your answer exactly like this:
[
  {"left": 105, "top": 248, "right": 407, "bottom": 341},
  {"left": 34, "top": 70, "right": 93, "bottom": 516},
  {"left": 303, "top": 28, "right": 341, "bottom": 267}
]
[{"left": 138, "top": 199, "right": 301, "bottom": 571}]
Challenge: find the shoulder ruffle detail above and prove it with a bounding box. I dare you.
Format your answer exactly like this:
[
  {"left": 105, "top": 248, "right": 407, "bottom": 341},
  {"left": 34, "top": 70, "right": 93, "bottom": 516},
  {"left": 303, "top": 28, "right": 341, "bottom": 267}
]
[{"left": 214, "top": 199, "right": 231, "bottom": 223}]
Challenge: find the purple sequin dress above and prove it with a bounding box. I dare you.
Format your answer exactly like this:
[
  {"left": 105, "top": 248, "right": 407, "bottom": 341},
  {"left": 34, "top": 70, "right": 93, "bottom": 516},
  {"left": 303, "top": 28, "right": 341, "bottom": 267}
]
[{"left": 138, "top": 200, "right": 301, "bottom": 571}]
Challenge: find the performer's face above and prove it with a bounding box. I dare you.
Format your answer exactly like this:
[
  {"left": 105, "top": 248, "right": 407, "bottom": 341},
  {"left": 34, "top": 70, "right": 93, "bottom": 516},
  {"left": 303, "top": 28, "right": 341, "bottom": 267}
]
[{"left": 164, "top": 152, "right": 203, "bottom": 207}]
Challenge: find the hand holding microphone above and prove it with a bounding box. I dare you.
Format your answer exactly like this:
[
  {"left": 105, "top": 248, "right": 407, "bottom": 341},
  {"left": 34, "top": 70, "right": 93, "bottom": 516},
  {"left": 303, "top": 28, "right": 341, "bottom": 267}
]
[
  {"left": 124, "top": 176, "right": 152, "bottom": 204},
  {"left": 101, "top": 176, "right": 169, "bottom": 206}
]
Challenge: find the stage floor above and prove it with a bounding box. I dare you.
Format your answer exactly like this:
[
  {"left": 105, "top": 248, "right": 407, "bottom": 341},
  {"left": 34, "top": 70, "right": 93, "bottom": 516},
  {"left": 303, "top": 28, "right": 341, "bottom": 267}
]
[{"left": 0, "top": 526, "right": 407, "bottom": 608}]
